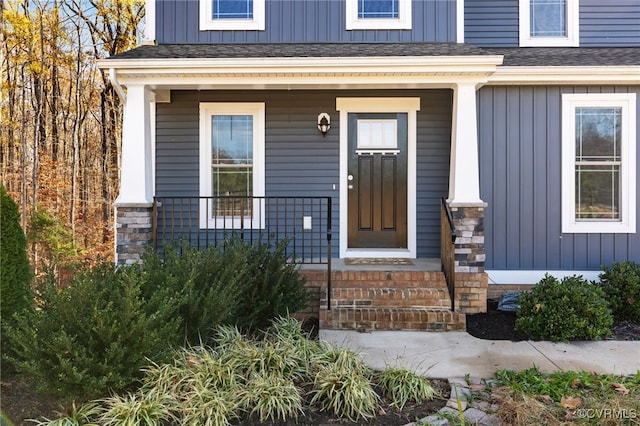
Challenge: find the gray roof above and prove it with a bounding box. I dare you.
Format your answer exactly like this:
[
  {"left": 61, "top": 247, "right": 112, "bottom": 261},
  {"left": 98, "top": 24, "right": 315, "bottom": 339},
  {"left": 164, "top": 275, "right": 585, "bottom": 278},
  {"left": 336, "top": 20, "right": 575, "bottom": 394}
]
[
  {"left": 488, "top": 47, "right": 640, "bottom": 66},
  {"left": 107, "top": 43, "right": 490, "bottom": 59},
  {"left": 107, "top": 43, "right": 640, "bottom": 67}
]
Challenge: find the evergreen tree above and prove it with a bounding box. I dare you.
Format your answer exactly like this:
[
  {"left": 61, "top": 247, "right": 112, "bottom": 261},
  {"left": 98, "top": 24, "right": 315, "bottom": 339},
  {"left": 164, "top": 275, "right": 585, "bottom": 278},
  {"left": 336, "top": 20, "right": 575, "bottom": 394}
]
[{"left": 1, "top": 185, "right": 33, "bottom": 325}]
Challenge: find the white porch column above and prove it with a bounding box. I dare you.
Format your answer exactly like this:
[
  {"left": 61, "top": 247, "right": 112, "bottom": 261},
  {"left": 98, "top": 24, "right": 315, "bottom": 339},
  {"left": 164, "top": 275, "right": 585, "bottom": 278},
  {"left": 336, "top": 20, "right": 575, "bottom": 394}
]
[
  {"left": 447, "top": 82, "right": 488, "bottom": 313},
  {"left": 448, "top": 82, "right": 483, "bottom": 205},
  {"left": 116, "top": 84, "right": 153, "bottom": 206},
  {"left": 114, "top": 84, "right": 154, "bottom": 265}
]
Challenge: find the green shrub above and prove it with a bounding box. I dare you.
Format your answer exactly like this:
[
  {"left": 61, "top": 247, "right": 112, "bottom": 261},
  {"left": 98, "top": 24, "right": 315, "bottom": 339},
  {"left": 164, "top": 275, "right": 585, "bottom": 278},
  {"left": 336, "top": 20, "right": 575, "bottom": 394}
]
[
  {"left": 0, "top": 185, "right": 33, "bottom": 325},
  {"left": 27, "top": 208, "right": 78, "bottom": 270},
  {"left": 5, "top": 263, "right": 181, "bottom": 399},
  {"left": 515, "top": 274, "right": 613, "bottom": 342},
  {"left": 142, "top": 244, "right": 243, "bottom": 345},
  {"left": 143, "top": 237, "right": 309, "bottom": 344},
  {"left": 232, "top": 237, "right": 309, "bottom": 329},
  {"left": 598, "top": 261, "right": 640, "bottom": 323}
]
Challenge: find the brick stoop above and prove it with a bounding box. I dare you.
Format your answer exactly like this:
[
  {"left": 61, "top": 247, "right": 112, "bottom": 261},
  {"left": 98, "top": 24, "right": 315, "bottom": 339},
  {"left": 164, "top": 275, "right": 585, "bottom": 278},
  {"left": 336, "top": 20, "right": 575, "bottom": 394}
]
[
  {"left": 320, "top": 307, "right": 466, "bottom": 331},
  {"left": 298, "top": 269, "right": 466, "bottom": 332}
]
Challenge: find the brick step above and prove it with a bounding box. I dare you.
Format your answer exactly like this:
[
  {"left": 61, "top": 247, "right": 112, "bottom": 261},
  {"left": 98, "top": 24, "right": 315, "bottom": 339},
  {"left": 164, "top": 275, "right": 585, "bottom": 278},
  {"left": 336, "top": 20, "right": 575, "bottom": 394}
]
[
  {"left": 301, "top": 270, "right": 448, "bottom": 289},
  {"left": 320, "top": 307, "right": 466, "bottom": 331},
  {"left": 332, "top": 287, "right": 452, "bottom": 309}
]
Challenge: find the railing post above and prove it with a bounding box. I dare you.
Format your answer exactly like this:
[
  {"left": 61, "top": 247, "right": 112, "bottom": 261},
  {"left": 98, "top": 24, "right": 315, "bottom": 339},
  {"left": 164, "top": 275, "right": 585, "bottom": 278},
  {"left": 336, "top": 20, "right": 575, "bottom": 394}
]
[
  {"left": 152, "top": 197, "right": 158, "bottom": 250},
  {"left": 326, "top": 196, "right": 332, "bottom": 310},
  {"left": 441, "top": 197, "right": 457, "bottom": 312}
]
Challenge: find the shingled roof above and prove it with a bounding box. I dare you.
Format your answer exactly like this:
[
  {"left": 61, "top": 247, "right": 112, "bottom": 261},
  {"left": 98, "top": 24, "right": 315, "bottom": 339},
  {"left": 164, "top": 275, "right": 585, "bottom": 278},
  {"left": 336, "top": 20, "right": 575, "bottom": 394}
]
[
  {"left": 106, "top": 43, "right": 640, "bottom": 67},
  {"left": 106, "top": 43, "right": 490, "bottom": 59},
  {"left": 489, "top": 47, "right": 640, "bottom": 66}
]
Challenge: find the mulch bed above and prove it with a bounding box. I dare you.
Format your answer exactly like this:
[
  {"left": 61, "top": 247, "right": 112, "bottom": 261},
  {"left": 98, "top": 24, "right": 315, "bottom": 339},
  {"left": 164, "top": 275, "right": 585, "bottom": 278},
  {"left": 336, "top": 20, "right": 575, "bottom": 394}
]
[{"left": 4, "top": 304, "right": 638, "bottom": 426}]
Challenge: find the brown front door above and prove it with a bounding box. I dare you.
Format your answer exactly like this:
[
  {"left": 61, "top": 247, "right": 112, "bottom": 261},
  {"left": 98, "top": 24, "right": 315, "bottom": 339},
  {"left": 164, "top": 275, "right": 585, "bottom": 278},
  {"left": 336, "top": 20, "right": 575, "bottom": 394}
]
[{"left": 347, "top": 113, "right": 407, "bottom": 248}]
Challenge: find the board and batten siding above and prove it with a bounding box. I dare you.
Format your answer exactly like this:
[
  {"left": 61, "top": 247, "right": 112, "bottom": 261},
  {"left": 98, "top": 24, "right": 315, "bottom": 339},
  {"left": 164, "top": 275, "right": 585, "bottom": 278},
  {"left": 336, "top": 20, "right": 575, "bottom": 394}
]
[
  {"left": 478, "top": 85, "right": 640, "bottom": 271},
  {"left": 156, "top": 0, "right": 456, "bottom": 44},
  {"left": 465, "top": 0, "right": 640, "bottom": 47},
  {"left": 155, "top": 90, "right": 452, "bottom": 258}
]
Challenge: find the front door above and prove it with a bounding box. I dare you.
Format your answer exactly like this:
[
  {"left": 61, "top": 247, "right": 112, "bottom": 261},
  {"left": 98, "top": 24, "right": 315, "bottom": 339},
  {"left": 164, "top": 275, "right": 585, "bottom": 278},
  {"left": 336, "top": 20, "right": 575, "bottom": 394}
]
[{"left": 347, "top": 113, "right": 408, "bottom": 248}]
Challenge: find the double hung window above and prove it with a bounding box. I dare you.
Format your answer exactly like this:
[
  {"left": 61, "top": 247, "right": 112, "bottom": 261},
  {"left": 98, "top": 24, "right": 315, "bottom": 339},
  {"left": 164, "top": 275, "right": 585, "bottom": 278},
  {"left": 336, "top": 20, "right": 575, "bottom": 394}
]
[
  {"left": 346, "top": 0, "right": 411, "bottom": 30},
  {"left": 561, "top": 94, "right": 636, "bottom": 233},
  {"left": 200, "top": 0, "right": 265, "bottom": 30},
  {"left": 519, "top": 0, "right": 578, "bottom": 46},
  {"left": 199, "top": 103, "right": 265, "bottom": 229}
]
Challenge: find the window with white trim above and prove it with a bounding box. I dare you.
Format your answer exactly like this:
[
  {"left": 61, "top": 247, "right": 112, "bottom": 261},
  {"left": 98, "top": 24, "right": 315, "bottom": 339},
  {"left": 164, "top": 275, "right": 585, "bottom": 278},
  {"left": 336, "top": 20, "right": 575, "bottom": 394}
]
[
  {"left": 346, "top": 0, "right": 412, "bottom": 30},
  {"left": 519, "top": 0, "right": 578, "bottom": 46},
  {"left": 561, "top": 94, "right": 636, "bottom": 233},
  {"left": 199, "top": 103, "right": 265, "bottom": 229},
  {"left": 200, "top": 0, "right": 265, "bottom": 30}
]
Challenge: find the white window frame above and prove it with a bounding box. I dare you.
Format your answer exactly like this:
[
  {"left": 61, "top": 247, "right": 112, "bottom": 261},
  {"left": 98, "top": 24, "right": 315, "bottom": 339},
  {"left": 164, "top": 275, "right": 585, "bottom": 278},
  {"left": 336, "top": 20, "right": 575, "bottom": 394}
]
[
  {"left": 561, "top": 93, "right": 636, "bottom": 234},
  {"left": 519, "top": 0, "right": 579, "bottom": 47},
  {"left": 200, "top": 0, "right": 265, "bottom": 31},
  {"left": 199, "top": 103, "right": 265, "bottom": 229},
  {"left": 346, "top": 0, "right": 412, "bottom": 30}
]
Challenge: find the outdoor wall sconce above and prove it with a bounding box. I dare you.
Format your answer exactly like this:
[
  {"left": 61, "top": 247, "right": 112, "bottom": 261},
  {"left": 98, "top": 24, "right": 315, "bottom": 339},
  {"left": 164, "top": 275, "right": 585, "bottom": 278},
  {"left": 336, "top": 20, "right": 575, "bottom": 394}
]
[{"left": 317, "top": 113, "right": 331, "bottom": 136}]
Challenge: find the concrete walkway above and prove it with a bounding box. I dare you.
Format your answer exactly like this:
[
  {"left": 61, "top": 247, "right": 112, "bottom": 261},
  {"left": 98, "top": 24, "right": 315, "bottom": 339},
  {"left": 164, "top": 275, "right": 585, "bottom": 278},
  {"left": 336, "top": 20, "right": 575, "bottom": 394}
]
[{"left": 319, "top": 330, "right": 640, "bottom": 377}]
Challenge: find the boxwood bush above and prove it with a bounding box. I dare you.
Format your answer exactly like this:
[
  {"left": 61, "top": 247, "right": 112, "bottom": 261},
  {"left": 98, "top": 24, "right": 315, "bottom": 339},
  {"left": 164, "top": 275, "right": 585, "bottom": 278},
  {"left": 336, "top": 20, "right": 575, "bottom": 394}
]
[
  {"left": 598, "top": 261, "right": 640, "bottom": 323},
  {"left": 515, "top": 274, "right": 613, "bottom": 342}
]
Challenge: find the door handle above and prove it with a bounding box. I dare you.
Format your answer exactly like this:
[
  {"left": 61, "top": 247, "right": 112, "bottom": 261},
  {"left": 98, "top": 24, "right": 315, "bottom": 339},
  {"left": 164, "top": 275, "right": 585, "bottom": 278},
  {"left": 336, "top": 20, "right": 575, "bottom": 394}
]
[
  {"left": 347, "top": 174, "right": 354, "bottom": 189},
  {"left": 347, "top": 174, "right": 354, "bottom": 181}
]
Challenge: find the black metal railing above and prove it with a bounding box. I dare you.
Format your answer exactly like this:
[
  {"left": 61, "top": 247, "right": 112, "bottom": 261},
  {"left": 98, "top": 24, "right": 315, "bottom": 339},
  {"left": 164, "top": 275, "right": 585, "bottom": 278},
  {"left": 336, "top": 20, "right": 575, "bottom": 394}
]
[
  {"left": 440, "top": 197, "right": 457, "bottom": 311},
  {"left": 152, "top": 196, "right": 333, "bottom": 308}
]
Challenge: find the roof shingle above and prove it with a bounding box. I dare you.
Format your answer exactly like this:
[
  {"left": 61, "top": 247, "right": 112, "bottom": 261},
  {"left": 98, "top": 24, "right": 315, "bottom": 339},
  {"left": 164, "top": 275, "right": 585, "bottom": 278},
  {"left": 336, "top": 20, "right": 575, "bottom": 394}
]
[{"left": 106, "top": 43, "right": 640, "bottom": 67}]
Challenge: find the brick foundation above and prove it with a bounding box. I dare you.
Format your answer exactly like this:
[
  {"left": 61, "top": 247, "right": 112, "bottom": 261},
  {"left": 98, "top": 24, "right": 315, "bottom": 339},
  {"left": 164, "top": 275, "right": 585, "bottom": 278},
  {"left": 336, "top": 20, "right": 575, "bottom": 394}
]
[
  {"left": 454, "top": 272, "right": 488, "bottom": 314},
  {"left": 487, "top": 284, "right": 535, "bottom": 300},
  {"left": 115, "top": 205, "right": 153, "bottom": 265},
  {"left": 450, "top": 203, "right": 488, "bottom": 313}
]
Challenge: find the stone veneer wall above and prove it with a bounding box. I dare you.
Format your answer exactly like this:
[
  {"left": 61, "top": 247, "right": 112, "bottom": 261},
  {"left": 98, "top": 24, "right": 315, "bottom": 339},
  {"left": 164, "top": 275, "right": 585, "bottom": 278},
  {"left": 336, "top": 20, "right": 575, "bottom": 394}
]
[
  {"left": 450, "top": 204, "right": 488, "bottom": 314},
  {"left": 115, "top": 205, "right": 153, "bottom": 265}
]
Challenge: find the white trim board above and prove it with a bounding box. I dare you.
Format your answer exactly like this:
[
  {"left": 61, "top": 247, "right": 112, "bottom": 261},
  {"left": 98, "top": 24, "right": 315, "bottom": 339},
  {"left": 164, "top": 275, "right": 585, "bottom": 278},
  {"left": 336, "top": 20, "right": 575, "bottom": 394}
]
[
  {"left": 336, "top": 97, "right": 420, "bottom": 259},
  {"left": 487, "top": 270, "right": 601, "bottom": 285}
]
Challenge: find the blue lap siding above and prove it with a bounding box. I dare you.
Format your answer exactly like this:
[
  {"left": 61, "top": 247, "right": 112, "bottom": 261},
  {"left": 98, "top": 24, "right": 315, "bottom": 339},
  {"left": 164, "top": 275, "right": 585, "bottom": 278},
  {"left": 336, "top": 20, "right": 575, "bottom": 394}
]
[
  {"left": 155, "top": 89, "right": 453, "bottom": 258},
  {"left": 465, "top": 0, "right": 640, "bottom": 47}
]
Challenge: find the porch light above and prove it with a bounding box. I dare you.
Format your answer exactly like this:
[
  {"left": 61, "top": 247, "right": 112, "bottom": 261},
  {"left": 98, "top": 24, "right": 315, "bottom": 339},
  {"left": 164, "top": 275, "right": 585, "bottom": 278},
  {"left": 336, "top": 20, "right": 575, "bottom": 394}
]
[{"left": 317, "top": 113, "right": 331, "bottom": 136}]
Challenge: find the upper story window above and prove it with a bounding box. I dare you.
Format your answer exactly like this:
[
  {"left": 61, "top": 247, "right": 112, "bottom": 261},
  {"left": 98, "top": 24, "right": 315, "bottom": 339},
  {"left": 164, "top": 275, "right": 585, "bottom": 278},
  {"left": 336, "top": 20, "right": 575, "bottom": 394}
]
[
  {"left": 200, "top": 0, "right": 265, "bottom": 31},
  {"left": 346, "top": 0, "right": 412, "bottom": 30},
  {"left": 519, "top": 0, "right": 578, "bottom": 46},
  {"left": 561, "top": 94, "right": 636, "bottom": 234}
]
